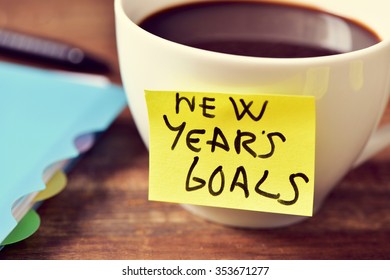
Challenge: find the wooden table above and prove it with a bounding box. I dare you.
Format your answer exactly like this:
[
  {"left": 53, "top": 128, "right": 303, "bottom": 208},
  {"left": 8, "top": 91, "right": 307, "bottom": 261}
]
[{"left": 1, "top": 0, "right": 390, "bottom": 260}]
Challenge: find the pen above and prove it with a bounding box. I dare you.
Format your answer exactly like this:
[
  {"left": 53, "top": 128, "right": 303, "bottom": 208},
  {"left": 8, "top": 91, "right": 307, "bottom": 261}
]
[{"left": 0, "top": 28, "right": 110, "bottom": 74}]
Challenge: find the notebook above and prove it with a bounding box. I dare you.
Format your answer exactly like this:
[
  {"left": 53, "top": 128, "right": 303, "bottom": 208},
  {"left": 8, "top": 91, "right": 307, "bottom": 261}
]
[{"left": 0, "top": 61, "right": 127, "bottom": 246}]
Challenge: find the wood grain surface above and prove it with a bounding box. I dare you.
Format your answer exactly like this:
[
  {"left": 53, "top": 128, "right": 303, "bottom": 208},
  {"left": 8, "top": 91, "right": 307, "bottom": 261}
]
[{"left": 1, "top": 0, "right": 389, "bottom": 260}]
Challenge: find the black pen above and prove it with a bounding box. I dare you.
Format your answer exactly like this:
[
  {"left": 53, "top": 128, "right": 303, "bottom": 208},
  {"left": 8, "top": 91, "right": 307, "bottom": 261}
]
[{"left": 0, "top": 28, "right": 110, "bottom": 74}]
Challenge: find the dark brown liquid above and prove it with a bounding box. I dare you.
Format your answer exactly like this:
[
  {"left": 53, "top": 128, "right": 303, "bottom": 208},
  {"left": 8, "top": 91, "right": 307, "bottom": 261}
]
[{"left": 139, "top": 1, "right": 380, "bottom": 58}]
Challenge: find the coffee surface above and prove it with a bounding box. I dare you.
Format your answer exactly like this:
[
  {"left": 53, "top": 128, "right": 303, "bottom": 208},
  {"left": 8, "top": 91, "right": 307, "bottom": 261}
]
[{"left": 139, "top": 1, "right": 380, "bottom": 58}]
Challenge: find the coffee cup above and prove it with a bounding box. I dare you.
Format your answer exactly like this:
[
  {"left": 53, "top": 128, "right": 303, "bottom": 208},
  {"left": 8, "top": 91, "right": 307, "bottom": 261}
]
[{"left": 114, "top": 0, "right": 390, "bottom": 227}]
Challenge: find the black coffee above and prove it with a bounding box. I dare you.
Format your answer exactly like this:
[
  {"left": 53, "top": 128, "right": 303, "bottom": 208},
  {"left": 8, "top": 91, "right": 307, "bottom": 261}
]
[{"left": 139, "top": 1, "right": 380, "bottom": 58}]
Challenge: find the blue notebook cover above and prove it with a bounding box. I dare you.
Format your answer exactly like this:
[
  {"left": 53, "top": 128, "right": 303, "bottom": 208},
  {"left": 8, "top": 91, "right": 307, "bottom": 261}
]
[{"left": 0, "top": 62, "right": 127, "bottom": 244}]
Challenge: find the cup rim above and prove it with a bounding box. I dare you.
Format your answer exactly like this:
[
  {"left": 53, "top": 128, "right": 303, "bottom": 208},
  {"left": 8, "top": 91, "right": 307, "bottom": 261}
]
[{"left": 115, "top": 0, "right": 390, "bottom": 66}]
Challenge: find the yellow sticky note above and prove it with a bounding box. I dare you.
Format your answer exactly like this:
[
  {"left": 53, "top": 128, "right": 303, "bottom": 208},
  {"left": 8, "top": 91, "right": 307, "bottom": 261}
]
[{"left": 146, "top": 90, "right": 315, "bottom": 216}]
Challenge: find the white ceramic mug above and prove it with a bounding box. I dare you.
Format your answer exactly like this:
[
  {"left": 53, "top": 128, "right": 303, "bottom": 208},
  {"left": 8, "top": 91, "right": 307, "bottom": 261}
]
[{"left": 114, "top": 0, "right": 390, "bottom": 227}]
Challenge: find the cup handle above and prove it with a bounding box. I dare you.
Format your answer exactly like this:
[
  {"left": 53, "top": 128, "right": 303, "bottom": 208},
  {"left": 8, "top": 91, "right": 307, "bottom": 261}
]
[{"left": 353, "top": 124, "right": 390, "bottom": 167}]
